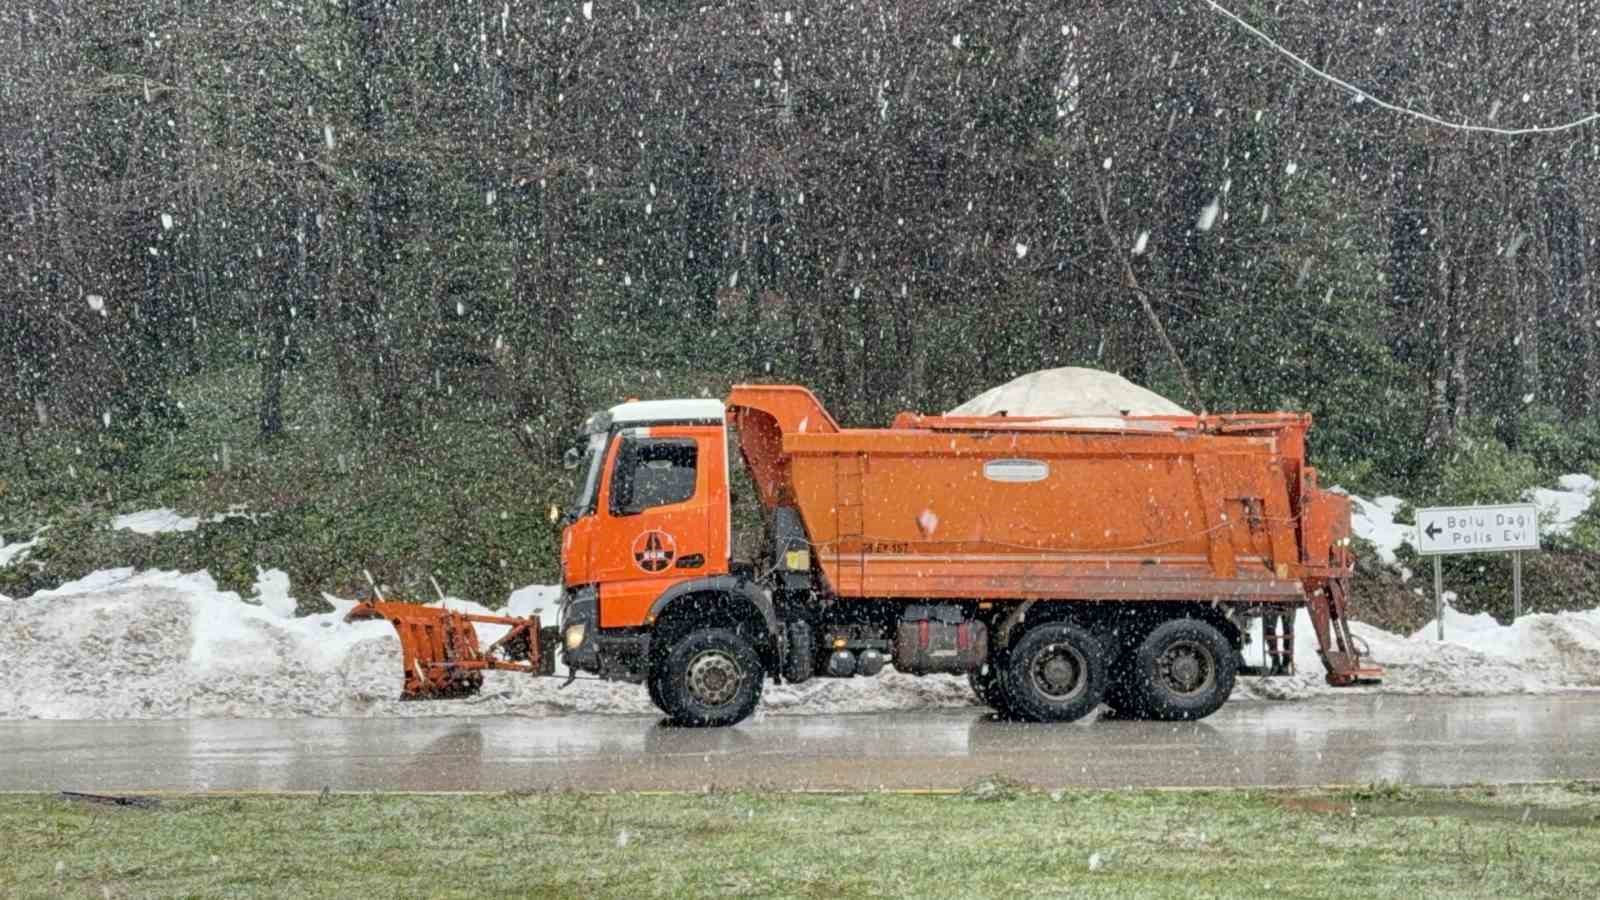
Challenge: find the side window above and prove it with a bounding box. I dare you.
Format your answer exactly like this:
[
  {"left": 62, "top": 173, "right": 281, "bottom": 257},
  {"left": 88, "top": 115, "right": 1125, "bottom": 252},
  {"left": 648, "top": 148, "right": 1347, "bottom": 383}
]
[{"left": 610, "top": 438, "right": 698, "bottom": 515}]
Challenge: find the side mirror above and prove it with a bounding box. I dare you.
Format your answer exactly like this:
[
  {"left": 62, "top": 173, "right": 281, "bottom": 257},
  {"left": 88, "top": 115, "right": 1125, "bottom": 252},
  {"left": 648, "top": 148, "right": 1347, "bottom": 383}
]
[{"left": 562, "top": 447, "right": 582, "bottom": 470}]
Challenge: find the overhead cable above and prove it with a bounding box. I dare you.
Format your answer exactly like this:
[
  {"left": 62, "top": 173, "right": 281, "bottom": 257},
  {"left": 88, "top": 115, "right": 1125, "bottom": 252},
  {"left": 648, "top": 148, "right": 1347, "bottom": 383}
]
[{"left": 1202, "top": 0, "right": 1600, "bottom": 136}]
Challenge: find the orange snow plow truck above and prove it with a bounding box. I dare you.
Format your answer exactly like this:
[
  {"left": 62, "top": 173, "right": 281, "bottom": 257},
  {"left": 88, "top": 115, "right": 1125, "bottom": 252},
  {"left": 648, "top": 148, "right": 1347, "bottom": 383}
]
[{"left": 351, "top": 384, "right": 1381, "bottom": 726}]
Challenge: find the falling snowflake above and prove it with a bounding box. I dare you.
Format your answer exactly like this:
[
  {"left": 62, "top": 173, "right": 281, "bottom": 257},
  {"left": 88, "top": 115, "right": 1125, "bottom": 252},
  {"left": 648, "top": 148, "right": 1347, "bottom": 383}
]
[
  {"left": 87, "top": 294, "right": 106, "bottom": 314},
  {"left": 1196, "top": 197, "right": 1221, "bottom": 232},
  {"left": 161, "top": 213, "right": 174, "bottom": 230},
  {"left": 1285, "top": 161, "right": 1299, "bottom": 176},
  {"left": 1014, "top": 242, "right": 1028, "bottom": 260},
  {"left": 1132, "top": 231, "right": 1149, "bottom": 255},
  {"left": 324, "top": 124, "right": 335, "bottom": 149},
  {"left": 582, "top": 1, "right": 594, "bottom": 21},
  {"left": 951, "top": 34, "right": 962, "bottom": 48}
]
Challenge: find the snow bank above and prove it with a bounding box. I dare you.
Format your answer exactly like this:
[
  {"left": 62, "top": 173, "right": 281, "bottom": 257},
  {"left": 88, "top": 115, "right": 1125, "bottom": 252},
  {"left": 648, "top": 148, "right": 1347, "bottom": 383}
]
[
  {"left": 1239, "top": 604, "right": 1600, "bottom": 701},
  {"left": 0, "top": 567, "right": 973, "bottom": 720},
  {"left": 5, "top": 565, "right": 1598, "bottom": 720}
]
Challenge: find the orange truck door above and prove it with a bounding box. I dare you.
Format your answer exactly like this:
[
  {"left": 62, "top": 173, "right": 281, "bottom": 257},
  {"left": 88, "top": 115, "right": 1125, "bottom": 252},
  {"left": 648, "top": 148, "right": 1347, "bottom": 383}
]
[{"left": 591, "top": 427, "right": 721, "bottom": 628}]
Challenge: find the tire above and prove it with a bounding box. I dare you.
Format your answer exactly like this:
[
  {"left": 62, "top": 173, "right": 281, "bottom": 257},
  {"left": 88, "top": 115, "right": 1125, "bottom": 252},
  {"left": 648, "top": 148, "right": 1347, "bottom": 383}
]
[
  {"left": 653, "top": 627, "right": 764, "bottom": 727},
  {"left": 647, "top": 668, "right": 667, "bottom": 711},
  {"left": 968, "top": 660, "right": 1013, "bottom": 716},
  {"left": 1125, "top": 618, "right": 1237, "bottom": 721},
  {"left": 1001, "top": 622, "right": 1106, "bottom": 723},
  {"left": 781, "top": 620, "right": 816, "bottom": 684}
]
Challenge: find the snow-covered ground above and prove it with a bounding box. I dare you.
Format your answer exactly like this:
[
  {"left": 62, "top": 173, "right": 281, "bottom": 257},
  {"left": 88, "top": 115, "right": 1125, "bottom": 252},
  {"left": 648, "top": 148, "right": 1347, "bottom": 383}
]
[
  {"left": 2, "top": 564, "right": 1597, "bottom": 720},
  {"left": 0, "top": 568, "right": 976, "bottom": 720},
  {"left": 1237, "top": 604, "right": 1600, "bottom": 701}
]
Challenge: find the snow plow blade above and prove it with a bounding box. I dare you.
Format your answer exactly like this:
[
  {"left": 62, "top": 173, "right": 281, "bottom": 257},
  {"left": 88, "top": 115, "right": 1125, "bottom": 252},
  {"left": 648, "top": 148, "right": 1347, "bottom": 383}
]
[{"left": 345, "top": 601, "right": 557, "bottom": 700}]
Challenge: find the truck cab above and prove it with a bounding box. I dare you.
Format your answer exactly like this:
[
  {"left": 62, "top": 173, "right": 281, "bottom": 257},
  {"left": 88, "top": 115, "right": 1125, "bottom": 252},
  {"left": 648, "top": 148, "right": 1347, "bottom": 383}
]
[{"left": 557, "top": 399, "right": 767, "bottom": 690}]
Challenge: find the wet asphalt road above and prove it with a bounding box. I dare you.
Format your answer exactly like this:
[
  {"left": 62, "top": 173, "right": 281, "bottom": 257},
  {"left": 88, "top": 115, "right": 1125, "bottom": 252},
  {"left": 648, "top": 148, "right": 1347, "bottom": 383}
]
[{"left": 3, "top": 694, "right": 1597, "bottom": 793}]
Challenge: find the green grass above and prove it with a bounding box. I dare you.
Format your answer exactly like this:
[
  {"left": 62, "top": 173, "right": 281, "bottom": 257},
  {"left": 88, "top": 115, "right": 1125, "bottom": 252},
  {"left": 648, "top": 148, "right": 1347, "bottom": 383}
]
[{"left": 3, "top": 786, "right": 1598, "bottom": 898}]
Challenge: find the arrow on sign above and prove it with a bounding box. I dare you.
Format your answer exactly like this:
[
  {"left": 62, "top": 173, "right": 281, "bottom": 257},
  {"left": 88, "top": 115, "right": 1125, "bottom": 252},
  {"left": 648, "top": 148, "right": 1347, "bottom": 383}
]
[{"left": 1425, "top": 521, "right": 1442, "bottom": 540}]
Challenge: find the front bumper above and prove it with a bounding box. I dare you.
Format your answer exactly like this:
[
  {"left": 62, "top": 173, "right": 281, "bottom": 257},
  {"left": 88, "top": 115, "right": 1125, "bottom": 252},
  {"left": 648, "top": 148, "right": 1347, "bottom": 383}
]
[
  {"left": 558, "top": 586, "right": 601, "bottom": 674},
  {"left": 558, "top": 585, "right": 651, "bottom": 683}
]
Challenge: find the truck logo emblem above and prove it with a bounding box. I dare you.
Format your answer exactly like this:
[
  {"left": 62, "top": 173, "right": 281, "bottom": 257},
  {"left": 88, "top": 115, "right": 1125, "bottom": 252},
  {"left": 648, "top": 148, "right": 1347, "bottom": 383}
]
[{"left": 632, "top": 530, "right": 677, "bottom": 573}]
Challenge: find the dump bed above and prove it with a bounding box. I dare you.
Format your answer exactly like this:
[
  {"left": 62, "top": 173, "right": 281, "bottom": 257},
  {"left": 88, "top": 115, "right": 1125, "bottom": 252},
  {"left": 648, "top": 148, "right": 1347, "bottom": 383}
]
[{"left": 728, "top": 385, "right": 1352, "bottom": 605}]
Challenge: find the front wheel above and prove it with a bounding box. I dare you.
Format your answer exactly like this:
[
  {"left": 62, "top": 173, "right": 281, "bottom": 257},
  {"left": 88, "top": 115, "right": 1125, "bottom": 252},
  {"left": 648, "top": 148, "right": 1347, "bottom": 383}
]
[
  {"left": 1002, "top": 622, "right": 1106, "bottom": 723},
  {"left": 1125, "top": 618, "right": 1236, "bottom": 721},
  {"left": 651, "top": 628, "right": 764, "bottom": 727},
  {"left": 968, "top": 660, "right": 1013, "bottom": 716}
]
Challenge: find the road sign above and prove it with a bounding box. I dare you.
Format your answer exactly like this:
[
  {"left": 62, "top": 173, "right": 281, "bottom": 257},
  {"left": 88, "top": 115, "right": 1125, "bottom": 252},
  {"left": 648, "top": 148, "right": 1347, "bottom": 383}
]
[
  {"left": 1414, "top": 503, "right": 1540, "bottom": 556},
  {"left": 1414, "top": 502, "right": 1541, "bottom": 639}
]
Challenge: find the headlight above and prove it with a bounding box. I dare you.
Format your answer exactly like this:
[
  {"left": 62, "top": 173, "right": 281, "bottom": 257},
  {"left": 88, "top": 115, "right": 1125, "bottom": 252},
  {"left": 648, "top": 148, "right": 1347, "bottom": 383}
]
[
  {"left": 785, "top": 548, "right": 811, "bottom": 571},
  {"left": 564, "top": 622, "right": 587, "bottom": 650}
]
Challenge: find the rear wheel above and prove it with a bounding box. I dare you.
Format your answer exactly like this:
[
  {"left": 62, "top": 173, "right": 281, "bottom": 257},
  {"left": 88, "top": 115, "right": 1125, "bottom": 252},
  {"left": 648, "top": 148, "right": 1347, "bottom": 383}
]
[
  {"left": 1001, "top": 622, "right": 1105, "bottom": 723},
  {"left": 651, "top": 628, "right": 764, "bottom": 727},
  {"left": 1125, "top": 618, "right": 1236, "bottom": 721}
]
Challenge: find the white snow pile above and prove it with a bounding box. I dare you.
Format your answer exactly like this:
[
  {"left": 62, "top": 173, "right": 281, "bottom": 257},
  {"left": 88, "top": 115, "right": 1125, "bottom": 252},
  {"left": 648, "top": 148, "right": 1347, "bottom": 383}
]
[
  {"left": 1344, "top": 495, "right": 1412, "bottom": 566},
  {"left": 1530, "top": 473, "right": 1597, "bottom": 536},
  {"left": 1239, "top": 603, "right": 1600, "bottom": 701},
  {"left": 0, "top": 534, "right": 40, "bottom": 570},
  {"left": 3, "top": 563, "right": 1597, "bottom": 720},
  {"left": 947, "top": 366, "right": 1192, "bottom": 418},
  {"left": 0, "top": 567, "right": 973, "bottom": 720},
  {"left": 111, "top": 506, "right": 263, "bottom": 535}
]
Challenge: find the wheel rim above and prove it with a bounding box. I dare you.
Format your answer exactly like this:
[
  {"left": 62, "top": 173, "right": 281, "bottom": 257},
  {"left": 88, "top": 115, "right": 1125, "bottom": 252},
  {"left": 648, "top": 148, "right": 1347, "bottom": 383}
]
[
  {"left": 1156, "top": 639, "right": 1215, "bottom": 696},
  {"left": 686, "top": 649, "right": 742, "bottom": 707},
  {"left": 1029, "top": 642, "right": 1087, "bottom": 702}
]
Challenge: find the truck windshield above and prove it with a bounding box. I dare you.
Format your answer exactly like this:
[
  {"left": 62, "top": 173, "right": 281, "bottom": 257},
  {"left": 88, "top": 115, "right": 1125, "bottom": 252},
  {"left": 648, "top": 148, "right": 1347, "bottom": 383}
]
[{"left": 570, "top": 433, "right": 608, "bottom": 516}]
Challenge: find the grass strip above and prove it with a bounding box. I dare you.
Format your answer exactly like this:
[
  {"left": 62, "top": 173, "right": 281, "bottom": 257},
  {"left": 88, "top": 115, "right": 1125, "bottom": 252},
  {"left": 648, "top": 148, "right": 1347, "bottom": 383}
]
[{"left": 3, "top": 784, "right": 1597, "bottom": 898}]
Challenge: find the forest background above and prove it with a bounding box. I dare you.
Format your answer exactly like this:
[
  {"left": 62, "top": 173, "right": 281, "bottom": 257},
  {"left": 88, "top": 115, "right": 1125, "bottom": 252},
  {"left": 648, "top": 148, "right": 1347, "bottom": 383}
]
[{"left": 3, "top": 1, "right": 1598, "bottom": 625}]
